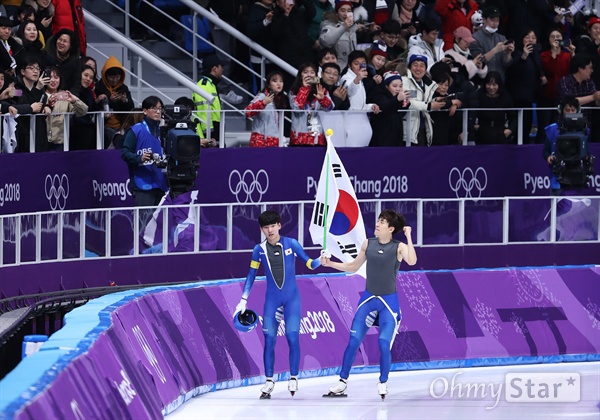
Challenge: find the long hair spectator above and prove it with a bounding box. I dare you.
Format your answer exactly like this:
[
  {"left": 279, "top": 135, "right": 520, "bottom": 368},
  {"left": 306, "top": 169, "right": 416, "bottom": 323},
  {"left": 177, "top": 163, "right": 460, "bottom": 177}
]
[
  {"left": 319, "top": 1, "right": 358, "bottom": 69},
  {"left": 24, "top": 0, "right": 54, "bottom": 43},
  {"left": 245, "top": 70, "right": 290, "bottom": 147},
  {"left": 288, "top": 62, "right": 333, "bottom": 146},
  {"left": 476, "top": 71, "right": 517, "bottom": 145},
  {"left": 13, "top": 20, "right": 45, "bottom": 60}
]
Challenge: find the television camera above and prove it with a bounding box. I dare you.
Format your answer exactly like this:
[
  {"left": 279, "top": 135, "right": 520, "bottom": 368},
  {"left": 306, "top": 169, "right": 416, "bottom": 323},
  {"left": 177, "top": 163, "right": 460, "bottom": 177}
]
[
  {"left": 551, "top": 113, "right": 595, "bottom": 189},
  {"left": 154, "top": 104, "right": 201, "bottom": 197}
]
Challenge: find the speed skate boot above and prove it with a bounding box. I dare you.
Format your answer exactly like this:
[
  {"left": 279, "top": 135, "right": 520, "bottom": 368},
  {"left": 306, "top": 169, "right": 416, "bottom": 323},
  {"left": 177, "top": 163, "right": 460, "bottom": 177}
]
[
  {"left": 378, "top": 382, "right": 388, "bottom": 400},
  {"left": 260, "top": 378, "right": 275, "bottom": 399},
  {"left": 323, "top": 378, "right": 348, "bottom": 398},
  {"left": 288, "top": 376, "right": 298, "bottom": 396}
]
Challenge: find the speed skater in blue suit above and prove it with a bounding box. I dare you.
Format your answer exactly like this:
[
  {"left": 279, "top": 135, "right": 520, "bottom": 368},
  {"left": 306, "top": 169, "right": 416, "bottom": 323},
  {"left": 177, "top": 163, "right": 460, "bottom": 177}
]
[
  {"left": 235, "top": 210, "right": 321, "bottom": 399},
  {"left": 320, "top": 209, "right": 417, "bottom": 399}
]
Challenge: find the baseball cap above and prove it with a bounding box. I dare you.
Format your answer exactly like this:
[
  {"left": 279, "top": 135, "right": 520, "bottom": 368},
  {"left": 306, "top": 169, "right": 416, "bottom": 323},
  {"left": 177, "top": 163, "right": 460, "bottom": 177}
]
[
  {"left": 482, "top": 7, "right": 501, "bottom": 19},
  {"left": 202, "top": 55, "right": 223, "bottom": 72},
  {"left": 453, "top": 26, "right": 475, "bottom": 43}
]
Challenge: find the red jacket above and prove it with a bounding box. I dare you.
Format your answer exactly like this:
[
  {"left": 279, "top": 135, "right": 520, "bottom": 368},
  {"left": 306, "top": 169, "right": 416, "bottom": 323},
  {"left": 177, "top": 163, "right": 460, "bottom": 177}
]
[
  {"left": 435, "top": 0, "right": 478, "bottom": 51},
  {"left": 540, "top": 50, "right": 572, "bottom": 100},
  {"left": 52, "top": 0, "right": 86, "bottom": 55}
]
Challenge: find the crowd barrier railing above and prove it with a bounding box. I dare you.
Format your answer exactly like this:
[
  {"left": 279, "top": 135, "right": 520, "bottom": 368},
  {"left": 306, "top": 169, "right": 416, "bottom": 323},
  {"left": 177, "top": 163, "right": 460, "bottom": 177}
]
[{"left": 1, "top": 197, "right": 598, "bottom": 268}]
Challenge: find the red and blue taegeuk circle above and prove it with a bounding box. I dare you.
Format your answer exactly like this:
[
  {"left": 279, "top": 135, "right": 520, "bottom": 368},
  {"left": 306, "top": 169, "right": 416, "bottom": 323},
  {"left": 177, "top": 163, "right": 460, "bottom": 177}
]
[{"left": 330, "top": 190, "right": 359, "bottom": 236}]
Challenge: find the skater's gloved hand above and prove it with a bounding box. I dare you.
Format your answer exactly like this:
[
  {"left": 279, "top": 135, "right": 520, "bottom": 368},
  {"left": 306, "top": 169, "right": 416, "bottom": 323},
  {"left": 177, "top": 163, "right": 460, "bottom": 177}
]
[
  {"left": 235, "top": 298, "right": 247, "bottom": 315},
  {"left": 320, "top": 249, "right": 331, "bottom": 259}
]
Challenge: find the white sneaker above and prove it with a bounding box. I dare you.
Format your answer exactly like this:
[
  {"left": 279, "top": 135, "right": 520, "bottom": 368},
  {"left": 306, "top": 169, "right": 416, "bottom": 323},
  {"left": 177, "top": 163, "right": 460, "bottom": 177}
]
[
  {"left": 378, "top": 382, "right": 388, "bottom": 398},
  {"left": 222, "top": 90, "right": 243, "bottom": 104},
  {"left": 288, "top": 376, "right": 298, "bottom": 394},
  {"left": 329, "top": 378, "right": 347, "bottom": 394}
]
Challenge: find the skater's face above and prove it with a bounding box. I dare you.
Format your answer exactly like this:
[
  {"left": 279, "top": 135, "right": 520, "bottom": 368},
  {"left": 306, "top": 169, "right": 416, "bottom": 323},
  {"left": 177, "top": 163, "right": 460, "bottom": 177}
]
[
  {"left": 375, "top": 218, "right": 393, "bottom": 238},
  {"left": 261, "top": 222, "right": 281, "bottom": 244}
]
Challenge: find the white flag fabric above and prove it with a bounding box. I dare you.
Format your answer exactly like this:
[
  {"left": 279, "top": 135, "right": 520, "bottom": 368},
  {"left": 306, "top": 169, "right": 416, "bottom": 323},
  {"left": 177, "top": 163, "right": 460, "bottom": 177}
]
[{"left": 309, "top": 137, "right": 366, "bottom": 273}]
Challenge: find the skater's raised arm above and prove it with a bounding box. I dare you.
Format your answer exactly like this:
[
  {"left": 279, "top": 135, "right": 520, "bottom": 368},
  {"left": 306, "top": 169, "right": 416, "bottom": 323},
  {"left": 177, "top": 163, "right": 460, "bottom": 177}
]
[
  {"left": 399, "top": 226, "right": 417, "bottom": 266},
  {"left": 320, "top": 240, "right": 368, "bottom": 273}
]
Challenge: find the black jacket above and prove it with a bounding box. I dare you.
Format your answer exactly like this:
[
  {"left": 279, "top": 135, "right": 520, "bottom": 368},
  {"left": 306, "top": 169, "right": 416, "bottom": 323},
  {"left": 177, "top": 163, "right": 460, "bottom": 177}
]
[{"left": 369, "top": 85, "right": 409, "bottom": 146}]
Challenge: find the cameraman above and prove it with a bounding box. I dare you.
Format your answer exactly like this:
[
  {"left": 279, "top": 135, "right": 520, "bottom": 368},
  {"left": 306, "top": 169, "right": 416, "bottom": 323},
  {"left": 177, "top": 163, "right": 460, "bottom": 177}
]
[
  {"left": 543, "top": 95, "right": 590, "bottom": 196},
  {"left": 121, "top": 96, "right": 168, "bottom": 206}
]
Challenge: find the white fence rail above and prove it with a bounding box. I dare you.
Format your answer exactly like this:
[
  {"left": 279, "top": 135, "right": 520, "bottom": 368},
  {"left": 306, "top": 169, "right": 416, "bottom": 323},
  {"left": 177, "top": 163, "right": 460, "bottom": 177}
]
[{"left": 1, "top": 197, "right": 598, "bottom": 268}]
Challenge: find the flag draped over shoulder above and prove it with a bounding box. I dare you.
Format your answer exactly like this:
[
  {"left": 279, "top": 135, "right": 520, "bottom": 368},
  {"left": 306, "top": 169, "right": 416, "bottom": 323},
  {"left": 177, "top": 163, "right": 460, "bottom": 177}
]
[{"left": 309, "top": 138, "right": 367, "bottom": 270}]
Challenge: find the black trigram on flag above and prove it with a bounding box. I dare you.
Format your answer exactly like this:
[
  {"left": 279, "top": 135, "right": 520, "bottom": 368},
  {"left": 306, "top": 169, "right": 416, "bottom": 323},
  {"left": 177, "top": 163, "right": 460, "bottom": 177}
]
[
  {"left": 312, "top": 201, "right": 329, "bottom": 227},
  {"left": 332, "top": 163, "right": 342, "bottom": 178},
  {"left": 338, "top": 241, "right": 358, "bottom": 258}
]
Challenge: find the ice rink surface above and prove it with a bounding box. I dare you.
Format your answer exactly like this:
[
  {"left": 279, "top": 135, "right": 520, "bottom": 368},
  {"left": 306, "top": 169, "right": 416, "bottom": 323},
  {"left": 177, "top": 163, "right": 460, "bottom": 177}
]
[{"left": 168, "top": 361, "right": 599, "bottom": 420}]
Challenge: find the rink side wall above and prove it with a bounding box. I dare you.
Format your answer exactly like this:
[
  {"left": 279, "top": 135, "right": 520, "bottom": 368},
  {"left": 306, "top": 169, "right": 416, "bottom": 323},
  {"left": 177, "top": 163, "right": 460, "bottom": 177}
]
[{"left": 1, "top": 266, "right": 599, "bottom": 419}]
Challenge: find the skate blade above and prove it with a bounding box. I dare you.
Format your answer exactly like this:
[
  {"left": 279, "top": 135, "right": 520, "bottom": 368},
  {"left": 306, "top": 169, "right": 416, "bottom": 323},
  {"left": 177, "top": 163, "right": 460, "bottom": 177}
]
[
  {"left": 380, "top": 395, "right": 386, "bottom": 401},
  {"left": 322, "top": 392, "right": 348, "bottom": 398},
  {"left": 259, "top": 393, "right": 272, "bottom": 400},
  {"left": 290, "top": 391, "right": 296, "bottom": 396}
]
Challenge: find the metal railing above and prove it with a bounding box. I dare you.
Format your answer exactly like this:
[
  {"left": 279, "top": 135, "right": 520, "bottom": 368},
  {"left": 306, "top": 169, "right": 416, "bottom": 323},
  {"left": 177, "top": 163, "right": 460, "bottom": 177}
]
[
  {"left": 1, "top": 104, "right": 580, "bottom": 153},
  {"left": 1, "top": 197, "right": 598, "bottom": 268}
]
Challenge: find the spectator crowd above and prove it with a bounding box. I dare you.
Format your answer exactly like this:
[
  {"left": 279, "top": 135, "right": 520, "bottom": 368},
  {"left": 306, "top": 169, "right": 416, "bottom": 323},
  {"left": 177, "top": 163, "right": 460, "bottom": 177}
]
[
  {"left": 1, "top": 0, "right": 600, "bottom": 152},
  {"left": 237, "top": 0, "right": 600, "bottom": 147}
]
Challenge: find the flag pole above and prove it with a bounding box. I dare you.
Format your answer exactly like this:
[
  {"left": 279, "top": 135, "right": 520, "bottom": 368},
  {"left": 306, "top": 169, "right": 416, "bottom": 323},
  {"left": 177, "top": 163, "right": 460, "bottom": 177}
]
[{"left": 323, "top": 128, "right": 333, "bottom": 250}]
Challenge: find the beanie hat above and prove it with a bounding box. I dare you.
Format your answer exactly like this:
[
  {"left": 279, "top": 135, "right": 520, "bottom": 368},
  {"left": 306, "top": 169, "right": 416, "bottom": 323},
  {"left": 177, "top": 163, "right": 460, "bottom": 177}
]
[
  {"left": 408, "top": 54, "right": 428, "bottom": 67},
  {"left": 335, "top": 1, "right": 353, "bottom": 11},
  {"left": 369, "top": 41, "right": 388, "bottom": 57},
  {"left": 383, "top": 71, "right": 402, "bottom": 85}
]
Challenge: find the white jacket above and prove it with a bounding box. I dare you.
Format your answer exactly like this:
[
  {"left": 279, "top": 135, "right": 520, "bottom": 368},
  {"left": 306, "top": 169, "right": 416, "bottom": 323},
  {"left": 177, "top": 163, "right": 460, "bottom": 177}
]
[
  {"left": 402, "top": 71, "right": 437, "bottom": 145},
  {"left": 340, "top": 69, "right": 377, "bottom": 112},
  {"left": 407, "top": 34, "right": 445, "bottom": 71}
]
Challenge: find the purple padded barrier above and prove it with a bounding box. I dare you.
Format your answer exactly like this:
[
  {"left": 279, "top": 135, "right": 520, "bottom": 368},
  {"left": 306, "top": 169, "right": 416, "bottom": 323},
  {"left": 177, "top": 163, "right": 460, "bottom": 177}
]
[{"left": 10, "top": 266, "right": 600, "bottom": 419}]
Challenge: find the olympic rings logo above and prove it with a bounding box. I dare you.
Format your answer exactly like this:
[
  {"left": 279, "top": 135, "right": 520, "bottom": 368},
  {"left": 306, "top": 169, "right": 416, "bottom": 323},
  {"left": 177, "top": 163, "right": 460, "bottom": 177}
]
[
  {"left": 448, "top": 167, "right": 487, "bottom": 198},
  {"left": 45, "top": 174, "right": 70, "bottom": 210},
  {"left": 228, "top": 169, "right": 269, "bottom": 203}
]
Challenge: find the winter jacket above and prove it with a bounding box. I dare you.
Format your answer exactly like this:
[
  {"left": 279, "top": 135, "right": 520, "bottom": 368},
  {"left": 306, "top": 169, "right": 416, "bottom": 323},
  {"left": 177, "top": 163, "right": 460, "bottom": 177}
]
[
  {"left": 270, "top": 0, "right": 316, "bottom": 68},
  {"left": 434, "top": 0, "right": 478, "bottom": 51},
  {"left": 369, "top": 85, "right": 409, "bottom": 146},
  {"left": 46, "top": 94, "right": 88, "bottom": 144},
  {"left": 319, "top": 12, "right": 358, "bottom": 69},
  {"left": 95, "top": 55, "right": 134, "bottom": 129},
  {"left": 52, "top": 0, "right": 86, "bottom": 56},
  {"left": 407, "top": 34, "right": 445, "bottom": 71},
  {"left": 401, "top": 71, "right": 437, "bottom": 145}
]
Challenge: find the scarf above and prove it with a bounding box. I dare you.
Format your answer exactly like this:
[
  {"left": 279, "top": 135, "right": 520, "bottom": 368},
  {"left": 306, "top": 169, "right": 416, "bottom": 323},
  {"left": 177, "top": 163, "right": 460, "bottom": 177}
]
[
  {"left": 453, "top": 43, "right": 470, "bottom": 57},
  {"left": 399, "top": 6, "right": 413, "bottom": 24}
]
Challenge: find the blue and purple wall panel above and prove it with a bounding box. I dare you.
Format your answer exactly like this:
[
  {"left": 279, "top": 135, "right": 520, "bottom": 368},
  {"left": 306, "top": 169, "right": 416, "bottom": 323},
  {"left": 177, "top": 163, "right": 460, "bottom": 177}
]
[{"left": 1, "top": 266, "right": 598, "bottom": 418}]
